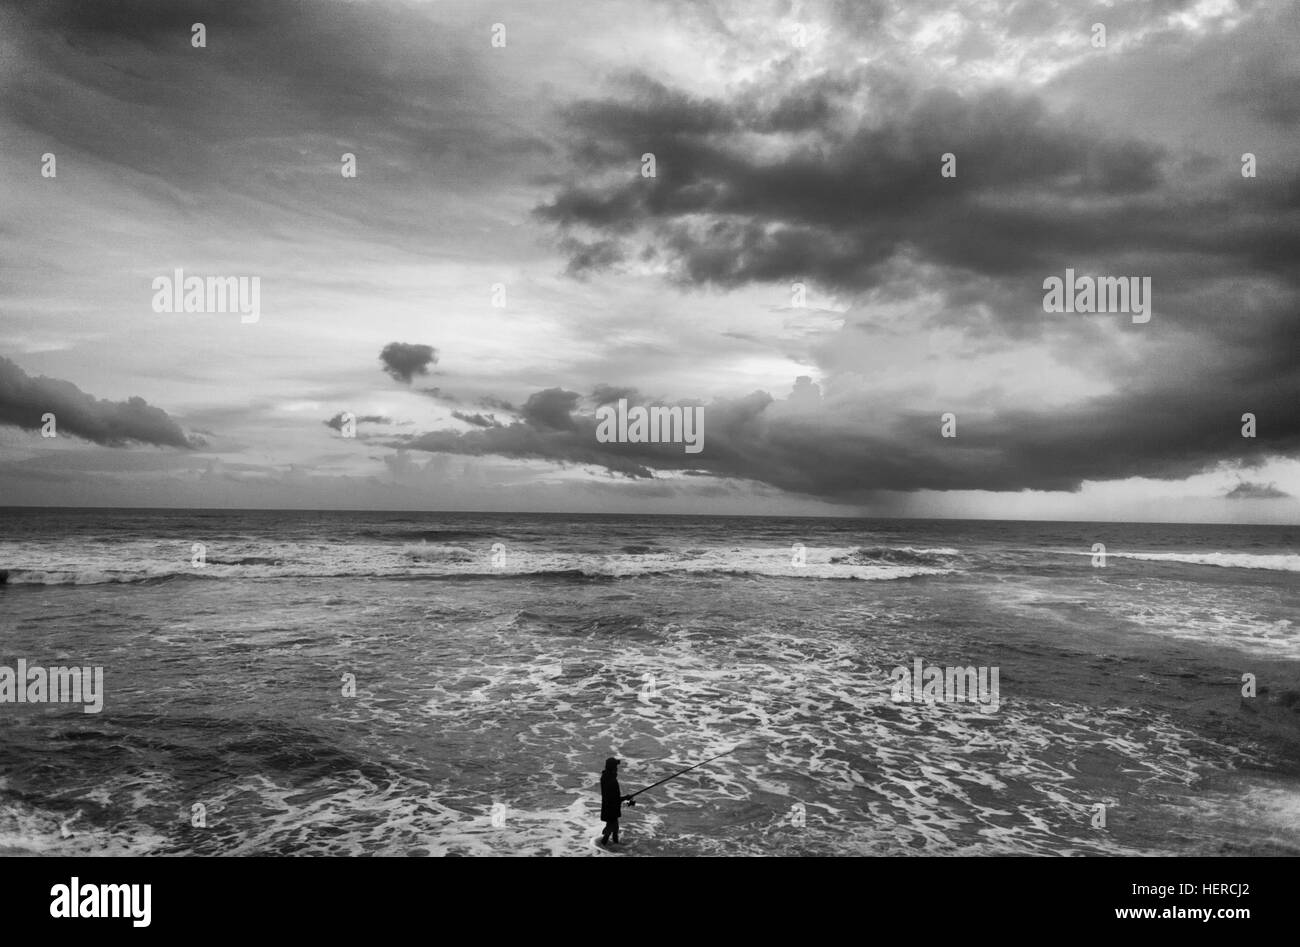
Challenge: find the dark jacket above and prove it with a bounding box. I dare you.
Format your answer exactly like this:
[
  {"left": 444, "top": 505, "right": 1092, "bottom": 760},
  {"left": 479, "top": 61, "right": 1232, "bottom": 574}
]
[{"left": 600, "top": 771, "right": 622, "bottom": 822}]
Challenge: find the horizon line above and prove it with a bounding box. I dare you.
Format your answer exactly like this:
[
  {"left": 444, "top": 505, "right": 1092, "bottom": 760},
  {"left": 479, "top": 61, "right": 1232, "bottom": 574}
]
[{"left": 0, "top": 504, "right": 1294, "bottom": 528}]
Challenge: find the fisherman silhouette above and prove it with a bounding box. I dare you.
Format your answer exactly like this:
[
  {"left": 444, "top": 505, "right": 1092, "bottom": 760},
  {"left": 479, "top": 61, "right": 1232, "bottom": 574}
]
[{"left": 598, "top": 757, "right": 633, "bottom": 846}]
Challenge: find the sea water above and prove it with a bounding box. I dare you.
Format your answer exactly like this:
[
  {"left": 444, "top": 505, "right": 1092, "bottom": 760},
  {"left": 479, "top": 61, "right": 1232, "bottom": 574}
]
[{"left": 1, "top": 508, "right": 1297, "bottom": 856}]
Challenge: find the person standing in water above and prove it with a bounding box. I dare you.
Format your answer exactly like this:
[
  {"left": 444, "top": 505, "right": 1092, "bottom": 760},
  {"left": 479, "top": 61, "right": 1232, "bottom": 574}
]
[{"left": 598, "top": 757, "right": 632, "bottom": 846}]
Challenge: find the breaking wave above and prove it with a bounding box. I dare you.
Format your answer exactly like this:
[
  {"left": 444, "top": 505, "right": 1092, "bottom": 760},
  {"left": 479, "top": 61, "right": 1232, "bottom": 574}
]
[
  {"left": 829, "top": 545, "right": 961, "bottom": 568},
  {"left": 1057, "top": 550, "right": 1300, "bottom": 572}
]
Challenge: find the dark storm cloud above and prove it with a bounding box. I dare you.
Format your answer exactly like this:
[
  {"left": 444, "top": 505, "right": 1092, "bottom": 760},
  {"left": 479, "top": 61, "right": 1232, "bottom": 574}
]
[
  {"left": 537, "top": 76, "right": 1185, "bottom": 289},
  {"left": 398, "top": 383, "right": 770, "bottom": 486},
  {"left": 0, "top": 357, "right": 201, "bottom": 449},
  {"left": 537, "top": 67, "right": 1300, "bottom": 304},
  {"left": 379, "top": 343, "right": 438, "bottom": 384},
  {"left": 1226, "top": 481, "right": 1292, "bottom": 500},
  {"left": 528, "top": 59, "right": 1300, "bottom": 498},
  {"left": 881, "top": 385, "right": 1297, "bottom": 494},
  {"left": 9, "top": 0, "right": 1295, "bottom": 510},
  {"left": 401, "top": 422, "right": 658, "bottom": 480},
  {"left": 396, "top": 383, "right": 722, "bottom": 481},
  {"left": 399, "top": 372, "right": 1299, "bottom": 500}
]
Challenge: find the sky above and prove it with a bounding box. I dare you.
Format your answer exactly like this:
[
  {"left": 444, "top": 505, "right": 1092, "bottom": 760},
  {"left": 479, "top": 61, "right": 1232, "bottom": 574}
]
[{"left": 0, "top": 0, "right": 1297, "bottom": 521}]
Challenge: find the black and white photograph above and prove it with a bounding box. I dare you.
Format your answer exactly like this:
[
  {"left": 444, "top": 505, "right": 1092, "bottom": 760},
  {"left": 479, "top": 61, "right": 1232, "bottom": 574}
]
[{"left": 0, "top": 0, "right": 1296, "bottom": 927}]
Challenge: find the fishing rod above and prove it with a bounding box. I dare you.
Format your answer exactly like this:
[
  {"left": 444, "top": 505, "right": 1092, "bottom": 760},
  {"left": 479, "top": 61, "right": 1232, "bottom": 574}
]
[{"left": 624, "top": 747, "right": 739, "bottom": 805}]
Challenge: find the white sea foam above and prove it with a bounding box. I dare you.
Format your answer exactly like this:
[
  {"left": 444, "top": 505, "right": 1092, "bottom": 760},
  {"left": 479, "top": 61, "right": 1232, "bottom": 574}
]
[
  {"left": 0, "top": 544, "right": 954, "bottom": 584},
  {"left": 1056, "top": 549, "right": 1300, "bottom": 572}
]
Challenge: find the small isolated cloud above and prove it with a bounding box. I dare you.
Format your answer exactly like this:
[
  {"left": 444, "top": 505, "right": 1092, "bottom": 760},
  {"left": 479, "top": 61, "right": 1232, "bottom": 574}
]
[
  {"left": 1225, "top": 481, "right": 1291, "bottom": 500},
  {"left": 520, "top": 388, "right": 582, "bottom": 431},
  {"left": 0, "top": 356, "right": 201, "bottom": 449},
  {"left": 379, "top": 343, "right": 438, "bottom": 384}
]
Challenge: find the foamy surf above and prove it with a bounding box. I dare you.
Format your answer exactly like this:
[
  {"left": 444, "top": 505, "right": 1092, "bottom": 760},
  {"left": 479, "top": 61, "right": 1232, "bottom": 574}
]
[
  {"left": 0, "top": 798, "right": 168, "bottom": 857},
  {"left": 0, "top": 544, "right": 957, "bottom": 584},
  {"left": 1055, "top": 549, "right": 1300, "bottom": 572},
  {"left": 2, "top": 509, "right": 1295, "bottom": 857}
]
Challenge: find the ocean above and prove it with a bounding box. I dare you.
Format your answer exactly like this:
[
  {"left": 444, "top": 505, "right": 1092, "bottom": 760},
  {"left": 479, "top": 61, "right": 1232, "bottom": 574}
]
[{"left": 1, "top": 508, "right": 1297, "bottom": 856}]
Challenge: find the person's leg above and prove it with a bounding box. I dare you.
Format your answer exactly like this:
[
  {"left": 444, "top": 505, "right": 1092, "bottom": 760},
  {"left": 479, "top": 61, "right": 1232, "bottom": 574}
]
[
  {"left": 600, "top": 820, "right": 613, "bottom": 843},
  {"left": 610, "top": 818, "right": 619, "bottom": 844}
]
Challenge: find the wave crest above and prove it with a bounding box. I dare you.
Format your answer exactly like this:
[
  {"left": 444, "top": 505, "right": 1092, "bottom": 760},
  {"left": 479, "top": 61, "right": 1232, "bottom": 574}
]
[{"left": 830, "top": 545, "right": 961, "bottom": 568}]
